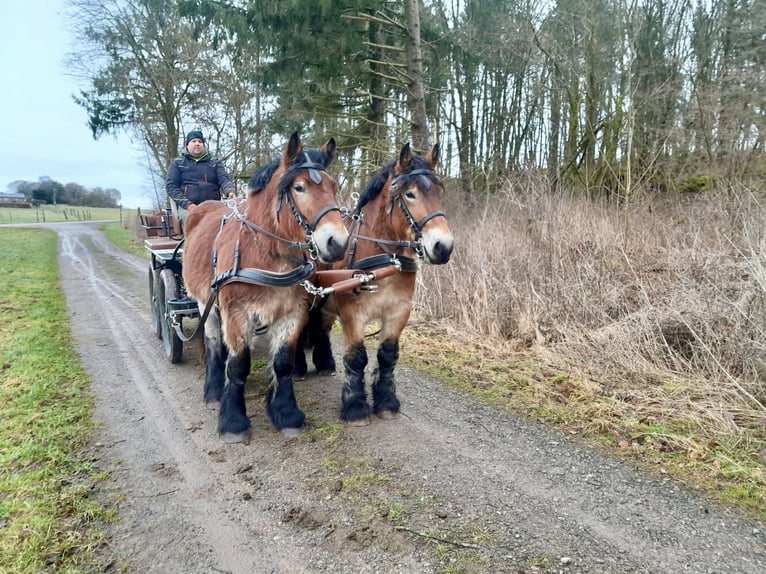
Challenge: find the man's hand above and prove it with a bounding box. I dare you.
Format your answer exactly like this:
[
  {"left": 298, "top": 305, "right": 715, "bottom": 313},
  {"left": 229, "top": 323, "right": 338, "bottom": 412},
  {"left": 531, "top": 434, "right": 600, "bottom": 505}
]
[{"left": 187, "top": 203, "right": 197, "bottom": 211}]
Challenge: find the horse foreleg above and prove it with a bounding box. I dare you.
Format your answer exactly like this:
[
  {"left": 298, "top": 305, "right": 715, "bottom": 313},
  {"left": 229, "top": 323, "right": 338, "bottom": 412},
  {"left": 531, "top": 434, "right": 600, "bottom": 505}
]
[
  {"left": 218, "top": 346, "right": 252, "bottom": 441},
  {"left": 341, "top": 342, "right": 371, "bottom": 422},
  {"left": 266, "top": 344, "right": 306, "bottom": 433},
  {"left": 203, "top": 308, "right": 227, "bottom": 404},
  {"left": 294, "top": 326, "right": 309, "bottom": 380},
  {"left": 310, "top": 315, "right": 336, "bottom": 375},
  {"left": 372, "top": 339, "right": 401, "bottom": 418},
  {"left": 297, "top": 306, "right": 336, "bottom": 377}
]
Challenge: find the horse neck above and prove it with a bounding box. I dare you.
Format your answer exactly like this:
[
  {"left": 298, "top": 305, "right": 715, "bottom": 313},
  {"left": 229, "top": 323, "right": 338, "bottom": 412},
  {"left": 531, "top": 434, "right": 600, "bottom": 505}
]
[
  {"left": 354, "top": 187, "right": 409, "bottom": 257},
  {"left": 245, "top": 190, "right": 276, "bottom": 228},
  {"left": 244, "top": 187, "right": 302, "bottom": 250}
]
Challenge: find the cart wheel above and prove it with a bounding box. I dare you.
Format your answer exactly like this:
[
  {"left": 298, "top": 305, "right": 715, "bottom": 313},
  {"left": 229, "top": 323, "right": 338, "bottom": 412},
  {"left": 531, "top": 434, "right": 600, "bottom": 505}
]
[
  {"left": 148, "top": 267, "right": 162, "bottom": 339},
  {"left": 159, "top": 269, "right": 183, "bottom": 364}
]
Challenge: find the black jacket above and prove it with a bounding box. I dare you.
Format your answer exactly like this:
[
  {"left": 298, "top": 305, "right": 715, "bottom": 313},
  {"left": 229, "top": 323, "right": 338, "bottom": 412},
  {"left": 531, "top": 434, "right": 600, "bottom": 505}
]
[{"left": 166, "top": 152, "right": 235, "bottom": 210}]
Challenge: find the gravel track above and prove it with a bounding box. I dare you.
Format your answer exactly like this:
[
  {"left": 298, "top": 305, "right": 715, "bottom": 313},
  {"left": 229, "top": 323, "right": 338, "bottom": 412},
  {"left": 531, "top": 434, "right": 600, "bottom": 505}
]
[{"left": 45, "top": 222, "right": 766, "bottom": 573}]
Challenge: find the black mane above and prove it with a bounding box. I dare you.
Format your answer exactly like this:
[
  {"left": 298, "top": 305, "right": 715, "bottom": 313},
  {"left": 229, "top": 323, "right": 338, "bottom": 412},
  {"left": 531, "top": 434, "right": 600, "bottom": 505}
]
[
  {"left": 248, "top": 147, "right": 333, "bottom": 193},
  {"left": 356, "top": 154, "right": 440, "bottom": 210}
]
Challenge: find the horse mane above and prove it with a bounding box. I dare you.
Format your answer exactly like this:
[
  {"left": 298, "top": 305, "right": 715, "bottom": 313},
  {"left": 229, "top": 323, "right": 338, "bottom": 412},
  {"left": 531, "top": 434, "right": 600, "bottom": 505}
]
[
  {"left": 356, "top": 154, "right": 440, "bottom": 210},
  {"left": 248, "top": 147, "right": 334, "bottom": 193},
  {"left": 248, "top": 159, "right": 280, "bottom": 193}
]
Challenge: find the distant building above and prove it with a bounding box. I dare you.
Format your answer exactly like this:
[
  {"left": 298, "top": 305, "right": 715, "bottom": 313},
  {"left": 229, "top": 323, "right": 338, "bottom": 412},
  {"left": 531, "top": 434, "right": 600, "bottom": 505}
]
[{"left": 0, "top": 193, "right": 31, "bottom": 208}]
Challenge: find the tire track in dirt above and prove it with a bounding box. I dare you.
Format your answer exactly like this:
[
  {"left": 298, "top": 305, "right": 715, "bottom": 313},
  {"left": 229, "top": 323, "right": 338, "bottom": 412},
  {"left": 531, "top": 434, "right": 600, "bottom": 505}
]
[{"left": 54, "top": 224, "right": 348, "bottom": 573}]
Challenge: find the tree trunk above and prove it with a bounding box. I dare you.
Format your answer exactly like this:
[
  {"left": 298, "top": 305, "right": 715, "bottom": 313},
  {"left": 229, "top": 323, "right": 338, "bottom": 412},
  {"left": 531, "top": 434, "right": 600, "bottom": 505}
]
[{"left": 404, "top": 0, "right": 429, "bottom": 151}]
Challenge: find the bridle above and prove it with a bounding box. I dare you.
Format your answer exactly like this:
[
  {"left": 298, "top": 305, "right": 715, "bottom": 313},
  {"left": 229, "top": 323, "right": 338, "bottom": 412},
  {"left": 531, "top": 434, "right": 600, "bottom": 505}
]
[
  {"left": 345, "top": 167, "right": 446, "bottom": 267},
  {"left": 211, "top": 154, "right": 341, "bottom": 288},
  {"left": 274, "top": 152, "right": 341, "bottom": 258}
]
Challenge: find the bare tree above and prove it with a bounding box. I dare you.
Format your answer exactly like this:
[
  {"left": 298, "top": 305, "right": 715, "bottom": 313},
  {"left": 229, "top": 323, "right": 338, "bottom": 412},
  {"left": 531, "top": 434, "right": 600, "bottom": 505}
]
[{"left": 66, "top": 0, "right": 218, "bottom": 202}]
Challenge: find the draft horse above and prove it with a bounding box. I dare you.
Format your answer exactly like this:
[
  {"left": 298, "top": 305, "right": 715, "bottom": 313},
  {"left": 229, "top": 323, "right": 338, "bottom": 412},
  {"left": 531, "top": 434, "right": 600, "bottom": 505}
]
[
  {"left": 182, "top": 132, "right": 349, "bottom": 440},
  {"left": 298, "top": 142, "right": 454, "bottom": 423}
]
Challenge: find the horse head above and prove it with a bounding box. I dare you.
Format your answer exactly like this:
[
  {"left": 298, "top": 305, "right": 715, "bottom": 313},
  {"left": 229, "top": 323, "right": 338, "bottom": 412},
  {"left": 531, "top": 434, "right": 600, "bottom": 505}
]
[
  {"left": 248, "top": 132, "right": 349, "bottom": 263},
  {"left": 385, "top": 142, "right": 454, "bottom": 265}
]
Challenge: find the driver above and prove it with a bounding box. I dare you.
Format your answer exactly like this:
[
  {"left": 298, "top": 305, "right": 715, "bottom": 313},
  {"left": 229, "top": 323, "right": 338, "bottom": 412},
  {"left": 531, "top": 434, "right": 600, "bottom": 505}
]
[{"left": 166, "top": 130, "right": 235, "bottom": 224}]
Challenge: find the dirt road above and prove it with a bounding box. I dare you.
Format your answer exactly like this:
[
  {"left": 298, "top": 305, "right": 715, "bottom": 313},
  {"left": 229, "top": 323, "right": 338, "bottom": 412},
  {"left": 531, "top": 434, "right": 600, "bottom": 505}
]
[{"left": 50, "top": 222, "right": 763, "bottom": 573}]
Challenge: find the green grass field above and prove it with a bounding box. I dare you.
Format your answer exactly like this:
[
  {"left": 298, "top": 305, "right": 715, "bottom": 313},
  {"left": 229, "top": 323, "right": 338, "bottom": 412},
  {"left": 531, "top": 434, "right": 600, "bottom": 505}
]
[
  {"left": 0, "top": 229, "right": 114, "bottom": 573},
  {"left": 0, "top": 205, "right": 136, "bottom": 225}
]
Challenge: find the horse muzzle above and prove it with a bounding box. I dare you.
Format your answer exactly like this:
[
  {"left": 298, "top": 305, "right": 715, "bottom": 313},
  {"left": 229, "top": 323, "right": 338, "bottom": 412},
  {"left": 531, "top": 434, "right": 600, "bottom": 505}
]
[
  {"left": 423, "top": 230, "right": 454, "bottom": 265},
  {"left": 314, "top": 224, "right": 350, "bottom": 263}
]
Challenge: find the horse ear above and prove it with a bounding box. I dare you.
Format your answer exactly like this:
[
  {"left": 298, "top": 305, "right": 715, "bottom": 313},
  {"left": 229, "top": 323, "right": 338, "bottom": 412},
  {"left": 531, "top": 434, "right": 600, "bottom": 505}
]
[
  {"left": 396, "top": 142, "right": 413, "bottom": 174},
  {"left": 284, "top": 131, "right": 303, "bottom": 166},
  {"left": 321, "top": 138, "right": 337, "bottom": 165},
  {"left": 427, "top": 142, "right": 440, "bottom": 168}
]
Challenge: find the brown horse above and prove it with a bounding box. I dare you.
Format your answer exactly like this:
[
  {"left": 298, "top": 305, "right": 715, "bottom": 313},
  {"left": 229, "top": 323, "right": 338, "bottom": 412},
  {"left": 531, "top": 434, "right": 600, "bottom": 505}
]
[
  {"left": 182, "top": 132, "right": 349, "bottom": 440},
  {"left": 297, "top": 142, "right": 454, "bottom": 423}
]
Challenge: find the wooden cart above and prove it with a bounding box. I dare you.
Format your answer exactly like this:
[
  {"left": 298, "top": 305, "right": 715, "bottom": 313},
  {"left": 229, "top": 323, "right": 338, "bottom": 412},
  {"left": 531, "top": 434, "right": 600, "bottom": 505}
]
[{"left": 141, "top": 205, "right": 199, "bottom": 364}]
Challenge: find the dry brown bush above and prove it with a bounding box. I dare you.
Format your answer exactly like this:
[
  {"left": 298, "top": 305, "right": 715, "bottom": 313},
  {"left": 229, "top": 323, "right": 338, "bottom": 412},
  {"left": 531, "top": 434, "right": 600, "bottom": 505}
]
[{"left": 413, "top": 182, "right": 766, "bottom": 444}]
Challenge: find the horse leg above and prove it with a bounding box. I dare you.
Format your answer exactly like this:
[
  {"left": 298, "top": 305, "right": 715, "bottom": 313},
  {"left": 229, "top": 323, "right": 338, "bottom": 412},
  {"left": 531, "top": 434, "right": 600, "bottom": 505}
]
[
  {"left": 218, "top": 346, "right": 252, "bottom": 441},
  {"left": 371, "top": 303, "right": 411, "bottom": 418},
  {"left": 297, "top": 306, "right": 335, "bottom": 376},
  {"left": 266, "top": 343, "right": 306, "bottom": 433},
  {"left": 341, "top": 342, "right": 371, "bottom": 422},
  {"left": 310, "top": 313, "right": 336, "bottom": 375},
  {"left": 294, "top": 326, "right": 309, "bottom": 380},
  {"left": 203, "top": 308, "right": 227, "bottom": 404},
  {"left": 372, "top": 338, "right": 401, "bottom": 418}
]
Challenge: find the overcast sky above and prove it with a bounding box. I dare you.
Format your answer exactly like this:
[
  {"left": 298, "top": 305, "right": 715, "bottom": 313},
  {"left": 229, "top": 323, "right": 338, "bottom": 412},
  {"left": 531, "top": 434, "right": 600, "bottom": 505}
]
[{"left": 0, "top": 1, "right": 158, "bottom": 208}]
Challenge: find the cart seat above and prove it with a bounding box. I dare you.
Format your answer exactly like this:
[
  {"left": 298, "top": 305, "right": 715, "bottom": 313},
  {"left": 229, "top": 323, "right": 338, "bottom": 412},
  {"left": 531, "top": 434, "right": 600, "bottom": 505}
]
[
  {"left": 144, "top": 237, "right": 183, "bottom": 251},
  {"left": 138, "top": 200, "right": 183, "bottom": 238}
]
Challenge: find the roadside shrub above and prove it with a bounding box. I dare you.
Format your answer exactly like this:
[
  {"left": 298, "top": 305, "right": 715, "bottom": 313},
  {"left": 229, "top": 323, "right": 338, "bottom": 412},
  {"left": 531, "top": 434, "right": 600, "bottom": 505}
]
[{"left": 414, "top": 184, "right": 766, "bottom": 438}]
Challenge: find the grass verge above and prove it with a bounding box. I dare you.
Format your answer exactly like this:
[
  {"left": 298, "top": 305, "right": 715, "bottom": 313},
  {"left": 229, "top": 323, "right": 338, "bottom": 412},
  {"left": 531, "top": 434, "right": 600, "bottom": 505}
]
[
  {"left": 0, "top": 228, "right": 114, "bottom": 573},
  {"left": 400, "top": 325, "right": 766, "bottom": 521},
  {"left": 100, "top": 222, "right": 147, "bottom": 258}
]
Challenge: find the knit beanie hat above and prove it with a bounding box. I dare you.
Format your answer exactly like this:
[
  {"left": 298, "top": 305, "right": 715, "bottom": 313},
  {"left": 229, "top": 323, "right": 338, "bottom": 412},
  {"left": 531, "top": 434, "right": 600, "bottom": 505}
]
[{"left": 185, "top": 130, "right": 205, "bottom": 146}]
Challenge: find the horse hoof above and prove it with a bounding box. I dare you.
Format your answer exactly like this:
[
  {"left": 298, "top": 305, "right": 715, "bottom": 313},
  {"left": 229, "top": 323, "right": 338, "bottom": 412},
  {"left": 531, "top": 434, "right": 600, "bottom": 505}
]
[
  {"left": 317, "top": 369, "right": 336, "bottom": 377},
  {"left": 281, "top": 427, "right": 302, "bottom": 438},
  {"left": 204, "top": 400, "right": 220, "bottom": 411},
  {"left": 348, "top": 417, "right": 370, "bottom": 427},
  {"left": 376, "top": 410, "right": 398, "bottom": 420},
  {"left": 220, "top": 429, "right": 251, "bottom": 443},
  {"left": 294, "top": 374, "right": 307, "bottom": 381}
]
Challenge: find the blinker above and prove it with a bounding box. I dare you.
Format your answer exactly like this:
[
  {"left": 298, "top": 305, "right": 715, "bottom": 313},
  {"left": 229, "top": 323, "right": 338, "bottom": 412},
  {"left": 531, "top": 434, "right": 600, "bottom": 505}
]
[{"left": 309, "top": 169, "right": 322, "bottom": 184}]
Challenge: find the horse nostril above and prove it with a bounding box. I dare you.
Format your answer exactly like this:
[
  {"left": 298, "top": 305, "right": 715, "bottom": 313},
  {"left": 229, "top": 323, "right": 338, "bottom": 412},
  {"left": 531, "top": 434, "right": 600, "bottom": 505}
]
[
  {"left": 326, "top": 234, "right": 349, "bottom": 261},
  {"left": 431, "top": 241, "right": 453, "bottom": 264}
]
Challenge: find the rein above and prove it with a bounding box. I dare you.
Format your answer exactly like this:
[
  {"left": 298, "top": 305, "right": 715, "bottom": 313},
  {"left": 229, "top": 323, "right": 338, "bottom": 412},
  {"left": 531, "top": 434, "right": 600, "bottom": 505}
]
[{"left": 210, "top": 192, "right": 330, "bottom": 291}]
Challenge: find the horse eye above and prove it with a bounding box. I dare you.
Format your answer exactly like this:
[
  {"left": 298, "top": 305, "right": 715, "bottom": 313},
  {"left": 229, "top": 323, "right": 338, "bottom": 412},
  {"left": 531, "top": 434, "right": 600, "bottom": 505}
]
[
  {"left": 404, "top": 190, "right": 417, "bottom": 200},
  {"left": 294, "top": 183, "right": 305, "bottom": 193}
]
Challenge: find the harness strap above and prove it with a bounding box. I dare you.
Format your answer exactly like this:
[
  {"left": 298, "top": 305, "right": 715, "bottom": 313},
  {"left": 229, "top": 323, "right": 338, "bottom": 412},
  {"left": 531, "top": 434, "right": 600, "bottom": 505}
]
[
  {"left": 310, "top": 204, "right": 341, "bottom": 229},
  {"left": 175, "top": 254, "right": 317, "bottom": 344},
  {"left": 390, "top": 168, "right": 434, "bottom": 189},
  {"left": 172, "top": 288, "right": 218, "bottom": 343},
  {"left": 237, "top": 213, "right": 313, "bottom": 251},
  {"left": 352, "top": 254, "right": 418, "bottom": 273},
  {"left": 212, "top": 259, "right": 317, "bottom": 289},
  {"left": 345, "top": 213, "right": 364, "bottom": 270},
  {"left": 411, "top": 209, "right": 446, "bottom": 233}
]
